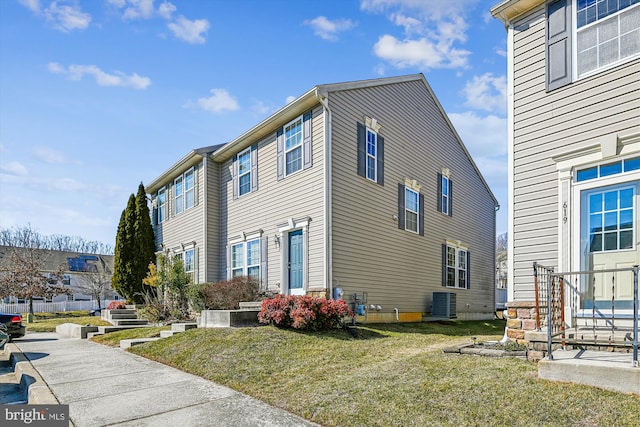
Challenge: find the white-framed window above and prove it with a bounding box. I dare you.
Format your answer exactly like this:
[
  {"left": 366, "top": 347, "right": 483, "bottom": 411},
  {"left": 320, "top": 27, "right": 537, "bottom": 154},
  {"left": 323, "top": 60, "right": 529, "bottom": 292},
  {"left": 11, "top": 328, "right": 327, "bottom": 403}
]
[
  {"left": 441, "top": 175, "right": 450, "bottom": 215},
  {"left": 284, "top": 116, "right": 303, "bottom": 176},
  {"left": 576, "top": 0, "right": 640, "bottom": 78},
  {"left": 446, "top": 244, "right": 469, "bottom": 289},
  {"left": 230, "top": 239, "right": 260, "bottom": 279},
  {"left": 174, "top": 168, "right": 196, "bottom": 215},
  {"left": 183, "top": 248, "right": 195, "bottom": 273},
  {"left": 157, "top": 187, "right": 167, "bottom": 223},
  {"left": 238, "top": 148, "right": 251, "bottom": 196},
  {"left": 405, "top": 188, "right": 419, "bottom": 233},
  {"left": 184, "top": 169, "right": 195, "bottom": 210},
  {"left": 366, "top": 128, "right": 377, "bottom": 182},
  {"left": 174, "top": 176, "right": 183, "bottom": 215}
]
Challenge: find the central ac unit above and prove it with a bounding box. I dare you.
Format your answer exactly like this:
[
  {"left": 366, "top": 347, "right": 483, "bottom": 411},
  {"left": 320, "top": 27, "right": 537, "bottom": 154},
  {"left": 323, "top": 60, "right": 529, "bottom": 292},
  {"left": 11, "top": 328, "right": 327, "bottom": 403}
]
[{"left": 432, "top": 292, "right": 457, "bottom": 319}]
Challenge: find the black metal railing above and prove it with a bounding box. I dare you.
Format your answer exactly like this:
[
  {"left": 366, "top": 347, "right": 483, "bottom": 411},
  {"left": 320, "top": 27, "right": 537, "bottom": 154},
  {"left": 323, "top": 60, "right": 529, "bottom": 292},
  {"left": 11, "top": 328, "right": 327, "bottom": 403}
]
[{"left": 533, "top": 262, "right": 639, "bottom": 367}]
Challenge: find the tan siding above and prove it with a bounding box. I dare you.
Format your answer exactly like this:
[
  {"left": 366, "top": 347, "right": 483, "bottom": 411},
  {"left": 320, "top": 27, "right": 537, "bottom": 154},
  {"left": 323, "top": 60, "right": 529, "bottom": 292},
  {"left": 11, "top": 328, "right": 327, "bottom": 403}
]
[
  {"left": 330, "top": 80, "right": 496, "bottom": 317},
  {"left": 205, "top": 160, "right": 220, "bottom": 282},
  {"left": 220, "top": 104, "right": 325, "bottom": 292},
  {"left": 510, "top": 3, "right": 640, "bottom": 301}
]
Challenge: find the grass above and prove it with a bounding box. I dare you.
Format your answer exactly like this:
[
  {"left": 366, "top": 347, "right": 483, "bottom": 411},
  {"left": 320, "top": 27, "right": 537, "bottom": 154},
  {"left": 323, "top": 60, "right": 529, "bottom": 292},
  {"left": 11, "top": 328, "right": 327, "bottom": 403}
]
[
  {"left": 90, "top": 326, "right": 169, "bottom": 347},
  {"left": 124, "top": 320, "right": 640, "bottom": 426},
  {"left": 21, "top": 311, "right": 111, "bottom": 332}
]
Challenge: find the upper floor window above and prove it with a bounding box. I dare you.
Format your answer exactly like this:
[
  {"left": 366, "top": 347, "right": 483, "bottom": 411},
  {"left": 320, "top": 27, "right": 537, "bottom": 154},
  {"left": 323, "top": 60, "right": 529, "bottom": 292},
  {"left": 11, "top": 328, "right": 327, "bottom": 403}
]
[
  {"left": 366, "top": 128, "right": 377, "bottom": 182},
  {"left": 437, "top": 172, "right": 453, "bottom": 216},
  {"left": 398, "top": 183, "right": 424, "bottom": 235},
  {"left": 174, "top": 168, "right": 196, "bottom": 215},
  {"left": 285, "top": 116, "right": 303, "bottom": 176},
  {"left": 576, "top": 1, "right": 640, "bottom": 77},
  {"left": 546, "top": 0, "right": 639, "bottom": 90},
  {"left": 157, "top": 187, "right": 167, "bottom": 223},
  {"left": 238, "top": 148, "right": 251, "bottom": 196},
  {"left": 405, "top": 188, "right": 419, "bottom": 233},
  {"left": 276, "top": 111, "right": 312, "bottom": 180}
]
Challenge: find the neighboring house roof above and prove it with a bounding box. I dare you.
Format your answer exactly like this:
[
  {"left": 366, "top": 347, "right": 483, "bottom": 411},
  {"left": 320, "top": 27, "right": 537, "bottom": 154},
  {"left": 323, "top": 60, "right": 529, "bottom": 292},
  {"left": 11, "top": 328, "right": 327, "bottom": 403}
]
[
  {"left": 491, "top": 0, "right": 545, "bottom": 24},
  {"left": 0, "top": 246, "right": 114, "bottom": 274},
  {"left": 146, "top": 144, "right": 225, "bottom": 193},
  {"left": 147, "top": 74, "right": 499, "bottom": 207}
]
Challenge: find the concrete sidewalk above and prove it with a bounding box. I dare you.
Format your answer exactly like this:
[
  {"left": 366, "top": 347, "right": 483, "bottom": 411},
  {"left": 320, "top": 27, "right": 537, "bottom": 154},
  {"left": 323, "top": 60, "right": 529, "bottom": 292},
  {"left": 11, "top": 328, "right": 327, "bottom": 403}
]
[{"left": 14, "top": 333, "right": 317, "bottom": 427}]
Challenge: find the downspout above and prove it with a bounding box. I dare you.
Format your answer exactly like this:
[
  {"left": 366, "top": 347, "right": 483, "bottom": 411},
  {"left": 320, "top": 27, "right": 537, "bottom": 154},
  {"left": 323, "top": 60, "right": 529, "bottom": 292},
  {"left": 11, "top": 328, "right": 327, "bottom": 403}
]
[
  {"left": 202, "top": 155, "right": 208, "bottom": 284},
  {"left": 505, "top": 21, "right": 516, "bottom": 304},
  {"left": 316, "top": 89, "right": 333, "bottom": 299}
]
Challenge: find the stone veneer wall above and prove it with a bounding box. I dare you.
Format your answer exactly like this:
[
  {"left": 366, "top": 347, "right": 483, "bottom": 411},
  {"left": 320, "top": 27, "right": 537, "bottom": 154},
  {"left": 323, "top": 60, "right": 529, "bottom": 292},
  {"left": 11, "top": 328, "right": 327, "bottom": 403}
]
[{"left": 505, "top": 301, "right": 547, "bottom": 362}]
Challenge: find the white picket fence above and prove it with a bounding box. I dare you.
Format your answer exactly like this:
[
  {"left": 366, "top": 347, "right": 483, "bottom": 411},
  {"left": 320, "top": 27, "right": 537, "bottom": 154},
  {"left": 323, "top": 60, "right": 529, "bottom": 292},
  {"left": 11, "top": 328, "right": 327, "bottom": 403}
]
[{"left": 0, "top": 299, "right": 120, "bottom": 314}]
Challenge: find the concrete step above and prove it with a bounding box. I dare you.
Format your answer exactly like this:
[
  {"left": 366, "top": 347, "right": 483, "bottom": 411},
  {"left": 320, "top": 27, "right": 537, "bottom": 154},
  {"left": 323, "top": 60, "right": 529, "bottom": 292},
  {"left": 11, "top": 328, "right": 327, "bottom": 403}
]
[
  {"left": 97, "top": 325, "right": 154, "bottom": 334},
  {"left": 171, "top": 322, "right": 197, "bottom": 332},
  {"left": 86, "top": 332, "right": 104, "bottom": 339},
  {"left": 160, "top": 330, "right": 177, "bottom": 338},
  {"left": 239, "top": 301, "right": 263, "bottom": 310},
  {"left": 120, "top": 338, "right": 160, "bottom": 349},
  {"left": 109, "top": 313, "right": 139, "bottom": 320},
  {"left": 111, "top": 319, "right": 149, "bottom": 327},
  {"left": 108, "top": 309, "right": 137, "bottom": 315}
]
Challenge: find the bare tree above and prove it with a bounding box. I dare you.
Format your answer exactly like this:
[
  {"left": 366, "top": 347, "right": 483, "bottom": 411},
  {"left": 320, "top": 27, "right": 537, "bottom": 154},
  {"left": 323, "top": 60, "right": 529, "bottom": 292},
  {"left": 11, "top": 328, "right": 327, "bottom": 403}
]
[
  {"left": 0, "top": 225, "right": 113, "bottom": 255},
  {"left": 0, "top": 247, "right": 70, "bottom": 318},
  {"left": 74, "top": 258, "right": 114, "bottom": 309},
  {"left": 496, "top": 232, "right": 508, "bottom": 263}
]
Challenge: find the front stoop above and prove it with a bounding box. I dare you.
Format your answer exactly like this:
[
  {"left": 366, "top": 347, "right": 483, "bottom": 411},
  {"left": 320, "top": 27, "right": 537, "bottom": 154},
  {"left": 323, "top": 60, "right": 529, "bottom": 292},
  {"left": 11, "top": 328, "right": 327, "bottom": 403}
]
[
  {"left": 103, "top": 308, "right": 150, "bottom": 327},
  {"left": 539, "top": 350, "right": 639, "bottom": 395}
]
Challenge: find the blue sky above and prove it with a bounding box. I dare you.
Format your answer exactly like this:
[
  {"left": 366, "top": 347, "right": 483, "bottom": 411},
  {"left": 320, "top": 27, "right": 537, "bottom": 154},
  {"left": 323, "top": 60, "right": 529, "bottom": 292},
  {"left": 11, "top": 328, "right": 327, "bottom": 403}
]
[{"left": 0, "top": 0, "right": 508, "bottom": 248}]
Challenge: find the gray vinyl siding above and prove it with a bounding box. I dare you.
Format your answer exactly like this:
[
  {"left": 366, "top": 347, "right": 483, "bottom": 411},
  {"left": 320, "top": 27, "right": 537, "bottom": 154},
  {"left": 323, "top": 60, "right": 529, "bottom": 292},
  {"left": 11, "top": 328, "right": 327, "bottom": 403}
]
[
  {"left": 330, "top": 80, "right": 496, "bottom": 316},
  {"left": 220, "top": 105, "right": 325, "bottom": 291},
  {"left": 511, "top": 5, "right": 640, "bottom": 301},
  {"left": 151, "top": 161, "right": 207, "bottom": 283}
]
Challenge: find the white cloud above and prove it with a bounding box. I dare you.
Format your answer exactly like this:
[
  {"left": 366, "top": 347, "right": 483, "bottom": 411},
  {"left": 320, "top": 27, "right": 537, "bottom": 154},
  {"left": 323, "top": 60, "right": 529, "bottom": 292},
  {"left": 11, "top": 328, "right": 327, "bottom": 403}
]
[
  {"left": 0, "top": 161, "right": 29, "bottom": 177},
  {"left": 32, "top": 146, "right": 67, "bottom": 164},
  {"left": 251, "top": 100, "right": 273, "bottom": 116},
  {"left": 373, "top": 34, "right": 469, "bottom": 69},
  {"left": 285, "top": 96, "right": 296, "bottom": 104},
  {"left": 48, "top": 62, "right": 152, "bottom": 90},
  {"left": 18, "top": 0, "right": 40, "bottom": 12},
  {"left": 304, "top": 16, "right": 356, "bottom": 41},
  {"left": 158, "top": 1, "right": 176, "bottom": 20},
  {"left": 190, "top": 89, "right": 239, "bottom": 114},
  {"left": 361, "top": 0, "right": 476, "bottom": 70},
  {"left": 44, "top": 1, "right": 91, "bottom": 32},
  {"left": 168, "top": 16, "right": 210, "bottom": 44},
  {"left": 121, "top": 0, "right": 155, "bottom": 20},
  {"left": 448, "top": 111, "right": 506, "bottom": 160},
  {"left": 461, "top": 73, "right": 506, "bottom": 114}
]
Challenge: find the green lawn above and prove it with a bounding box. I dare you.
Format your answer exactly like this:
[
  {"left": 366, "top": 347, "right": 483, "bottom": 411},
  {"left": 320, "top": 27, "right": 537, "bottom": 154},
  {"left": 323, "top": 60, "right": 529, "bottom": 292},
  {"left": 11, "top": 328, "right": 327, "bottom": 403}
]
[
  {"left": 124, "top": 321, "right": 640, "bottom": 426},
  {"left": 22, "top": 311, "right": 111, "bottom": 332}
]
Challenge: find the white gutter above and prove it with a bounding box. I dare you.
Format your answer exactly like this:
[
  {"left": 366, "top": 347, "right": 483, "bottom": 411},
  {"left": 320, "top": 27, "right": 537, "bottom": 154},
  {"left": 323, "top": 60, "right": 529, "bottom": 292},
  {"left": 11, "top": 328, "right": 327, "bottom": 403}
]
[
  {"left": 316, "top": 89, "right": 333, "bottom": 299},
  {"left": 506, "top": 22, "right": 516, "bottom": 304}
]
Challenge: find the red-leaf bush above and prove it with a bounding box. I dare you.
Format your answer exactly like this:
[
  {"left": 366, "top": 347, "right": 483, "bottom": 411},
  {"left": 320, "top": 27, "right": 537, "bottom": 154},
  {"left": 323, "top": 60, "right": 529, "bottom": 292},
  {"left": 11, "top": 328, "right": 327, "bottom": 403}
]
[
  {"left": 106, "top": 301, "right": 126, "bottom": 310},
  {"left": 258, "top": 295, "right": 351, "bottom": 330}
]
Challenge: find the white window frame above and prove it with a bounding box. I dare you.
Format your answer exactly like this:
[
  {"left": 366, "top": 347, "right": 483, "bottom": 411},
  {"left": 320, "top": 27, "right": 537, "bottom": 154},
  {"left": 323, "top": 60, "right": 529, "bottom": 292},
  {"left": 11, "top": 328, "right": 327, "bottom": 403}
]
[
  {"left": 441, "top": 175, "right": 450, "bottom": 215},
  {"left": 174, "top": 167, "right": 196, "bottom": 215},
  {"left": 446, "top": 244, "right": 468, "bottom": 289},
  {"left": 366, "top": 127, "right": 377, "bottom": 182},
  {"left": 238, "top": 147, "right": 252, "bottom": 197},
  {"left": 284, "top": 115, "right": 304, "bottom": 177},
  {"left": 174, "top": 175, "right": 183, "bottom": 215},
  {"left": 230, "top": 239, "right": 260, "bottom": 279},
  {"left": 405, "top": 187, "right": 419, "bottom": 234},
  {"left": 183, "top": 248, "right": 195, "bottom": 273},
  {"left": 157, "top": 187, "right": 167, "bottom": 223},
  {"left": 184, "top": 168, "right": 195, "bottom": 210},
  {"left": 573, "top": 1, "right": 640, "bottom": 80}
]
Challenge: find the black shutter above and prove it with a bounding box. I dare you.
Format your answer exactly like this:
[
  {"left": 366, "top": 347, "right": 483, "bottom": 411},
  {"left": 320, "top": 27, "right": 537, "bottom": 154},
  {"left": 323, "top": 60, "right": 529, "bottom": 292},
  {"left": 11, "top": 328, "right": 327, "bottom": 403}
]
[
  {"left": 418, "top": 193, "right": 424, "bottom": 236},
  {"left": 466, "top": 250, "right": 471, "bottom": 289},
  {"left": 357, "top": 122, "right": 366, "bottom": 178},
  {"left": 546, "top": 0, "right": 572, "bottom": 91},
  {"left": 276, "top": 128, "right": 284, "bottom": 181},
  {"left": 377, "top": 135, "right": 384, "bottom": 186},
  {"left": 152, "top": 207, "right": 158, "bottom": 226},
  {"left": 251, "top": 145, "right": 258, "bottom": 192},
  {"left": 232, "top": 154, "right": 239, "bottom": 199},
  {"left": 448, "top": 179, "right": 453, "bottom": 217},
  {"left": 397, "top": 183, "right": 405, "bottom": 230},
  {"left": 303, "top": 111, "right": 313, "bottom": 170},
  {"left": 441, "top": 244, "right": 447, "bottom": 286},
  {"left": 260, "top": 236, "right": 268, "bottom": 290},
  {"left": 437, "top": 172, "right": 443, "bottom": 213}
]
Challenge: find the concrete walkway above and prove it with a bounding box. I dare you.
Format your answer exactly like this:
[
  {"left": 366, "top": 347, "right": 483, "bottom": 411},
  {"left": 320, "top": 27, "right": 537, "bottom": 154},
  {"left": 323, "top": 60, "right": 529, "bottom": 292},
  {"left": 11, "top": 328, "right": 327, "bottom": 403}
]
[{"left": 14, "top": 333, "right": 317, "bottom": 427}]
